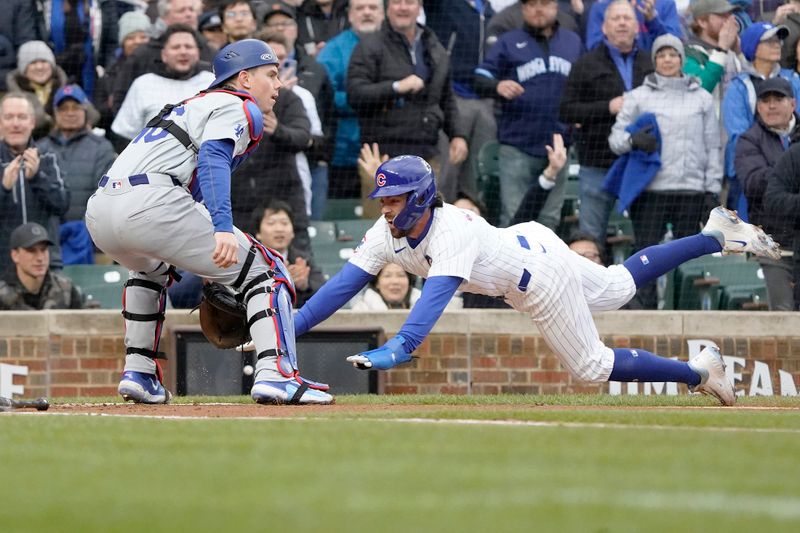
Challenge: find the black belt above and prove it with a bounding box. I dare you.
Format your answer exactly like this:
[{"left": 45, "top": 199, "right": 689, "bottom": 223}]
[{"left": 98, "top": 174, "right": 181, "bottom": 188}]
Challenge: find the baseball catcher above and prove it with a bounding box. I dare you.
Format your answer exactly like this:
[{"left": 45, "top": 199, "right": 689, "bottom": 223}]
[{"left": 85, "top": 39, "right": 332, "bottom": 405}]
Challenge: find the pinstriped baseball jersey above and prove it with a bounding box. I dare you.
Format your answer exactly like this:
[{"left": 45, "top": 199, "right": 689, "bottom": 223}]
[
  {"left": 348, "top": 202, "right": 637, "bottom": 381},
  {"left": 349, "top": 203, "right": 555, "bottom": 297},
  {"left": 106, "top": 91, "right": 256, "bottom": 185}
]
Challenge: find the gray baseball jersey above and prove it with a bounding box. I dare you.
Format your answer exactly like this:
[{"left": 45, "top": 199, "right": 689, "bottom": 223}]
[{"left": 86, "top": 90, "right": 277, "bottom": 378}]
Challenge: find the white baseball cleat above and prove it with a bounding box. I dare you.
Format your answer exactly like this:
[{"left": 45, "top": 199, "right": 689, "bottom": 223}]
[
  {"left": 703, "top": 206, "right": 780, "bottom": 260},
  {"left": 687, "top": 346, "right": 735, "bottom": 406},
  {"left": 251, "top": 379, "right": 334, "bottom": 405}
]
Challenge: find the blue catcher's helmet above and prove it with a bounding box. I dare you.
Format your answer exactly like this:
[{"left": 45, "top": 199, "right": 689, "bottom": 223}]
[
  {"left": 369, "top": 155, "right": 437, "bottom": 231},
  {"left": 209, "top": 39, "right": 279, "bottom": 89}
]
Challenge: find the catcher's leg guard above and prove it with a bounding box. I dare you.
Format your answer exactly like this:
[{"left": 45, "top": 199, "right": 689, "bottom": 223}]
[
  {"left": 121, "top": 263, "right": 180, "bottom": 380},
  {"left": 237, "top": 241, "right": 331, "bottom": 404}
]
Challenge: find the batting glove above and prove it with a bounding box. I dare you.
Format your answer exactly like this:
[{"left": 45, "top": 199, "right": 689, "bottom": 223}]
[{"left": 346, "top": 335, "right": 412, "bottom": 370}]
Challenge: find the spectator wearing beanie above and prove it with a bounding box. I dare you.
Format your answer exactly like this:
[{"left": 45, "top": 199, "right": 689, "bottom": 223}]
[
  {"left": 94, "top": 10, "right": 152, "bottom": 132},
  {"left": 6, "top": 41, "right": 69, "bottom": 140},
  {"left": 609, "top": 34, "right": 722, "bottom": 308},
  {"left": 0, "top": 0, "right": 44, "bottom": 92},
  {"left": 98, "top": 1, "right": 151, "bottom": 69}
]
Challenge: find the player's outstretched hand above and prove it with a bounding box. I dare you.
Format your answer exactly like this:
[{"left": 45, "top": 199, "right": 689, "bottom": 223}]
[
  {"left": 346, "top": 335, "right": 412, "bottom": 370},
  {"left": 213, "top": 232, "right": 239, "bottom": 269}
]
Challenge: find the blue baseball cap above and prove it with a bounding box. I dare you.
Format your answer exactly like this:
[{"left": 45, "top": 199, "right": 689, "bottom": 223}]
[
  {"left": 54, "top": 84, "right": 88, "bottom": 107},
  {"left": 741, "top": 22, "right": 789, "bottom": 62}
]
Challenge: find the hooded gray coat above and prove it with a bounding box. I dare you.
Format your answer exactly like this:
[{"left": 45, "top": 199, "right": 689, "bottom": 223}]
[{"left": 609, "top": 72, "right": 723, "bottom": 194}]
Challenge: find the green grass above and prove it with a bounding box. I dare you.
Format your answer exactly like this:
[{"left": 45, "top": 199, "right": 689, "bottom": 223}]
[{"left": 2, "top": 395, "right": 799, "bottom": 533}]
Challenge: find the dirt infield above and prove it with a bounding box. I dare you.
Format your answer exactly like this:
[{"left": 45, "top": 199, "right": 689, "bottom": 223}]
[
  {"left": 44, "top": 402, "right": 545, "bottom": 418},
  {"left": 24, "top": 401, "right": 796, "bottom": 418}
]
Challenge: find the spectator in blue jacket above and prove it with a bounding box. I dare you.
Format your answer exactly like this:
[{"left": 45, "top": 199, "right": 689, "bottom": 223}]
[
  {"left": 317, "top": 0, "right": 384, "bottom": 205},
  {"left": 585, "top": 0, "right": 683, "bottom": 50},
  {"left": 721, "top": 21, "right": 800, "bottom": 216},
  {"left": 474, "top": 0, "right": 583, "bottom": 227}
]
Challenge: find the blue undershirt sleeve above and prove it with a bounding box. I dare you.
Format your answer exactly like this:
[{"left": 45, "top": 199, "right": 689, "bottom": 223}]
[
  {"left": 197, "top": 139, "right": 235, "bottom": 233},
  {"left": 294, "top": 262, "right": 374, "bottom": 337},
  {"left": 397, "top": 276, "right": 463, "bottom": 352}
]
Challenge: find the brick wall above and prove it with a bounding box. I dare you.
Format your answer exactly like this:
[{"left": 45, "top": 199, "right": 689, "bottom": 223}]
[{"left": 1, "top": 310, "right": 798, "bottom": 397}]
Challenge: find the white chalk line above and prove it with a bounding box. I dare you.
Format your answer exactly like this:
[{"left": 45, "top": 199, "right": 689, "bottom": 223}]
[{"left": 12, "top": 410, "right": 800, "bottom": 435}]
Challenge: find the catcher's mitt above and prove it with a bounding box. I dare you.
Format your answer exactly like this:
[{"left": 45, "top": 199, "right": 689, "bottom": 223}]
[{"left": 199, "top": 283, "right": 249, "bottom": 349}]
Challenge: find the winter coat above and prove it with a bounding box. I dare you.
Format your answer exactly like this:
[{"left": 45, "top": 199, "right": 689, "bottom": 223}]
[
  {"left": 0, "top": 140, "right": 69, "bottom": 275},
  {"left": 735, "top": 113, "right": 800, "bottom": 248},
  {"left": 38, "top": 129, "right": 117, "bottom": 222},
  {"left": 0, "top": 270, "right": 84, "bottom": 310},
  {"left": 232, "top": 89, "right": 311, "bottom": 241},
  {"left": 111, "top": 68, "right": 215, "bottom": 140},
  {"left": 684, "top": 34, "right": 744, "bottom": 96},
  {"left": 609, "top": 73, "right": 722, "bottom": 194},
  {"left": 560, "top": 42, "right": 652, "bottom": 168},
  {"left": 721, "top": 66, "right": 800, "bottom": 177},
  {"left": 294, "top": 46, "right": 337, "bottom": 164},
  {"left": 350, "top": 285, "right": 463, "bottom": 311},
  {"left": 5, "top": 65, "right": 70, "bottom": 140},
  {"left": 296, "top": 0, "right": 349, "bottom": 52},
  {"left": 780, "top": 12, "right": 800, "bottom": 69},
  {"left": 317, "top": 28, "right": 361, "bottom": 167},
  {"left": 764, "top": 133, "right": 800, "bottom": 308},
  {"left": 475, "top": 23, "right": 582, "bottom": 157},
  {"left": 426, "top": 0, "right": 495, "bottom": 97},
  {"left": 0, "top": 0, "right": 44, "bottom": 91},
  {"left": 110, "top": 36, "right": 215, "bottom": 114},
  {"left": 347, "top": 21, "right": 467, "bottom": 158},
  {"left": 350, "top": 286, "right": 423, "bottom": 311}
]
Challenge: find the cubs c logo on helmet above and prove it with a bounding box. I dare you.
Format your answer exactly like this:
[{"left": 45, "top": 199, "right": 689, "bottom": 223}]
[{"left": 375, "top": 173, "right": 387, "bottom": 187}]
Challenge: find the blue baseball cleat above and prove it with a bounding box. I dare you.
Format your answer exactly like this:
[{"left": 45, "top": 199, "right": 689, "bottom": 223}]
[
  {"left": 118, "top": 371, "right": 172, "bottom": 404},
  {"left": 251, "top": 379, "right": 334, "bottom": 405}
]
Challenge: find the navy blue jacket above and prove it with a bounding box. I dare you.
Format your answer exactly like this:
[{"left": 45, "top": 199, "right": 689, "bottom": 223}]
[
  {"left": 475, "top": 24, "right": 583, "bottom": 157},
  {"left": 426, "top": 0, "right": 494, "bottom": 98}
]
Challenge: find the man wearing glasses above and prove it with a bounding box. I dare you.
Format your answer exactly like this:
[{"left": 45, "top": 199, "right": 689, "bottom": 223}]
[{"left": 219, "top": 0, "right": 259, "bottom": 44}]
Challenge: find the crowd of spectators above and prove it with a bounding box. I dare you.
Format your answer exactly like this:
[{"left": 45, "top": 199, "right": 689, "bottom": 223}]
[{"left": 0, "top": 0, "right": 798, "bottom": 310}]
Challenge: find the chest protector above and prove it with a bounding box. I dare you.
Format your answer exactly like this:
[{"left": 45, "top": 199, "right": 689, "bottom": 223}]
[{"left": 145, "top": 88, "right": 264, "bottom": 155}]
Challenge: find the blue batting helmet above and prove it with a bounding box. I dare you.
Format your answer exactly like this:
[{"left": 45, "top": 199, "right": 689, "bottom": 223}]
[
  {"left": 370, "top": 155, "right": 437, "bottom": 231},
  {"left": 209, "top": 39, "right": 279, "bottom": 89}
]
